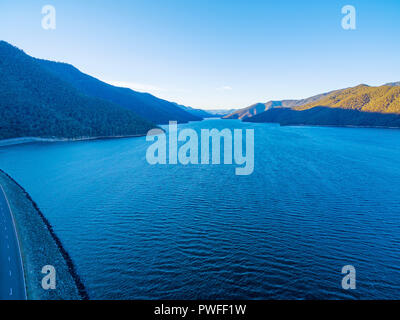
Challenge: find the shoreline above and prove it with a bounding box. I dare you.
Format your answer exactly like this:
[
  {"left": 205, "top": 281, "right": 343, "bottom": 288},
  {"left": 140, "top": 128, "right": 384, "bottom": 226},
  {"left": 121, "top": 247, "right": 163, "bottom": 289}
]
[
  {"left": 0, "top": 169, "right": 88, "bottom": 300},
  {"left": 280, "top": 123, "right": 400, "bottom": 130},
  {"left": 242, "top": 120, "right": 400, "bottom": 130},
  {"left": 1, "top": 121, "right": 399, "bottom": 149},
  {"left": 0, "top": 134, "right": 148, "bottom": 148}
]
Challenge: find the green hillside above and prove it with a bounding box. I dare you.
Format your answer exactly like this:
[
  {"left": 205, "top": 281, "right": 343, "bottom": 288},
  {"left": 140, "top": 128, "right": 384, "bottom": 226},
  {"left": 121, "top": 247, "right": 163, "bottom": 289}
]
[
  {"left": 0, "top": 41, "right": 156, "bottom": 140},
  {"left": 244, "top": 83, "right": 400, "bottom": 128},
  {"left": 295, "top": 84, "right": 400, "bottom": 114}
]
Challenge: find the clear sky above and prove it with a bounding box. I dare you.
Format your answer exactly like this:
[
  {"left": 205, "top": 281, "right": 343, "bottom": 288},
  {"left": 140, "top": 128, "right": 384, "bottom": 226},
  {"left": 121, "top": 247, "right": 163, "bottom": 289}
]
[{"left": 1, "top": 0, "right": 400, "bottom": 110}]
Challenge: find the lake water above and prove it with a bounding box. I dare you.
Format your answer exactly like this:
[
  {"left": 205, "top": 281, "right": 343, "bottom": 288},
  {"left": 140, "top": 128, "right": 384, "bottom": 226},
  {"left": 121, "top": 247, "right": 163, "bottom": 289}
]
[{"left": 0, "top": 119, "right": 400, "bottom": 299}]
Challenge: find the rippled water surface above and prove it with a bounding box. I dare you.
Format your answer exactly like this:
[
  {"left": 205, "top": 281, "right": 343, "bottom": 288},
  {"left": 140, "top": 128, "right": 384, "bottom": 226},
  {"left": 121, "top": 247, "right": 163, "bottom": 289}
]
[{"left": 1, "top": 119, "right": 400, "bottom": 299}]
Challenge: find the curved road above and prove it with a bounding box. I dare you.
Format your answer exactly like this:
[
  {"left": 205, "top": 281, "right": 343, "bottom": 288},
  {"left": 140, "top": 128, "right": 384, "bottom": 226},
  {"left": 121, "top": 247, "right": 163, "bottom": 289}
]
[{"left": 0, "top": 185, "right": 26, "bottom": 300}]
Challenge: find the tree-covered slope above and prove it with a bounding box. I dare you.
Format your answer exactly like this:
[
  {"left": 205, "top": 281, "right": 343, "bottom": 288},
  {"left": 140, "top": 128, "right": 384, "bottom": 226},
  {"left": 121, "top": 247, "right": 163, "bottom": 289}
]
[
  {"left": 295, "top": 84, "right": 400, "bottom": 114},
  {"left": 37, "top": 59, "right": 202, "bottom": 124},
  {"left": 242, "top": 83, "right": 400, "bottom": 128},
  {"left": 0, "top": 41, "right": 156, "bottom": 140}
]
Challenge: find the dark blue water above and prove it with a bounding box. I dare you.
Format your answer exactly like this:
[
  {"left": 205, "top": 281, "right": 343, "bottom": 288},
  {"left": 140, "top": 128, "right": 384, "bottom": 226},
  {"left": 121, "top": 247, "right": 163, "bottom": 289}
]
[{"left": 0, "top": 119, "right": 400, "bottom": 299}]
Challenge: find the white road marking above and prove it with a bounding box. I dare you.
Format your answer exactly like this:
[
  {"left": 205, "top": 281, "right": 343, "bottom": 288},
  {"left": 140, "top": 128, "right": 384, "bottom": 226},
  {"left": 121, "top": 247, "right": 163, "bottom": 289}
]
[{"left": 0, "top": 184, "right": 27, "bottom": 299}]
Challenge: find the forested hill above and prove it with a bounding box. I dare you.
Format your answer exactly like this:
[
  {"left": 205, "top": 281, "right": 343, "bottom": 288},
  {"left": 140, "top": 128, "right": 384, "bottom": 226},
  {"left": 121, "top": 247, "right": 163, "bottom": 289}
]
[
  {"left": 245, "top": 84, "right": 400, "bottom": 128},
  {"left": 294, "top": 84, "right": 400, "bottom": 114},
  {"left": 0, "top": 41, "right": 157, "bottom": 140},
  {"left": 37, "top": 59, "right": 202, "bottom": 125}
]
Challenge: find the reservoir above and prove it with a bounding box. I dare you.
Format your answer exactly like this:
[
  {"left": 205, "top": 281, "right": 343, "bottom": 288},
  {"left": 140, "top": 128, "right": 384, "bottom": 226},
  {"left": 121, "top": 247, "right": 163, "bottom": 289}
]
[{"left": 0, "top": 119, "right": 399, "bottom": 299}]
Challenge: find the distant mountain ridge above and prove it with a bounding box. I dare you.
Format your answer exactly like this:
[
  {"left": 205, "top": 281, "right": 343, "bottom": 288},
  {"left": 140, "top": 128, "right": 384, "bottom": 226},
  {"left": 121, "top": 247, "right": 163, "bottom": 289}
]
[
  {"left": 206, "top": 109, "right": 238, "bottom": 117},
  {"left": 175, "top": 104, "right": 220, "bottom": 118},
  {"left": 223, "top": 91, "right": 333, "bottom": 120},
  {"left": 385, "top": 82, "right": 400, "bottom": 86}
]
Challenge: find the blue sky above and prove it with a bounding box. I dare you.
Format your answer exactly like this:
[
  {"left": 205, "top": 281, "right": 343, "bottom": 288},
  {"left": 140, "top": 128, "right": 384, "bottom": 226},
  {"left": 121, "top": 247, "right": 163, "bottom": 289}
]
[{"left": 1, "top": 0, "right": 400, "bottom": 109}]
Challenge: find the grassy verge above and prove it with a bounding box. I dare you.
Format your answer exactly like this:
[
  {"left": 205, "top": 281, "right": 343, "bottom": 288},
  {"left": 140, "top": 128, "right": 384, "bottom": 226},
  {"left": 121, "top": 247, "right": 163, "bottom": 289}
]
[{"left": 0, "top": 169, "right": 88, "bottom": 300}]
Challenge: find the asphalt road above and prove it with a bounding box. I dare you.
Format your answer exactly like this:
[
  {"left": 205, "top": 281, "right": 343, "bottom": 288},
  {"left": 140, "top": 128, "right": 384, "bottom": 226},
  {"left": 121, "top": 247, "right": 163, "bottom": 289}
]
[{"left": 0, "top": 185, "right": 26, "bottom": 300}]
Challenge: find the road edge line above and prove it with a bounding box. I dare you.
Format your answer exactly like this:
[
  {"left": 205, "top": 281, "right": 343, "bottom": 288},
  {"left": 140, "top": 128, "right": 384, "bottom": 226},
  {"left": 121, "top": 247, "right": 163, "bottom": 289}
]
[{"left": 0, "top": 184, "right": 28, "bottom": 300}]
